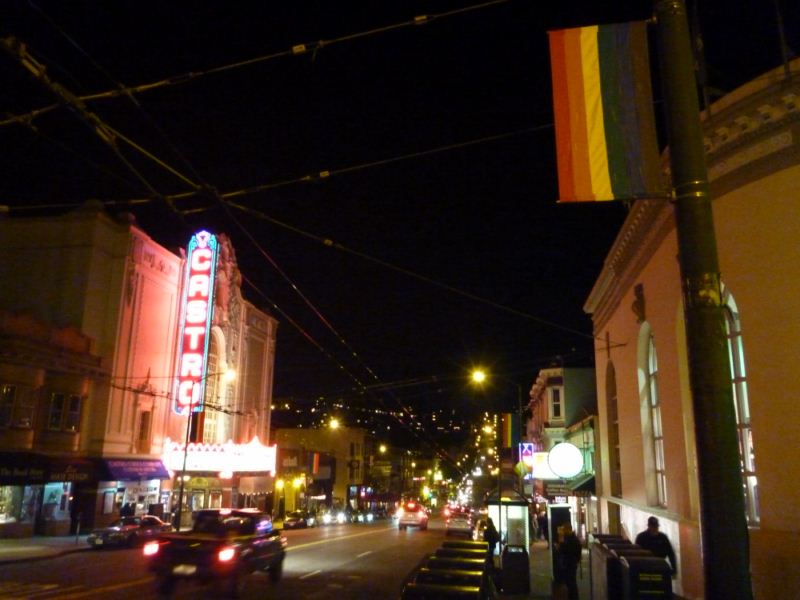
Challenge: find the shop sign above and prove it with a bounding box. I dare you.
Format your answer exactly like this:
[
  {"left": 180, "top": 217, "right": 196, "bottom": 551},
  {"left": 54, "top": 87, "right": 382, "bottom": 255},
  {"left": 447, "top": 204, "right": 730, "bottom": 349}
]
[
  {"left": 173, "top": 230, "right": 219, "bottom": 415},
  {"left": 162, "top": 436, "right": 276, "bottom": 475}
]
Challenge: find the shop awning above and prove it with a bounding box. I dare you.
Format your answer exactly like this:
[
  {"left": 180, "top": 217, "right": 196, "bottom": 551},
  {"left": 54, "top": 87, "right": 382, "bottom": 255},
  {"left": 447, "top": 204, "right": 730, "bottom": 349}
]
[
  {"left": 103, "top": 459, "right": 171, "bottom": 480},
  {"left": 567, "top": 473, "right": 595, "bottom": 493}
]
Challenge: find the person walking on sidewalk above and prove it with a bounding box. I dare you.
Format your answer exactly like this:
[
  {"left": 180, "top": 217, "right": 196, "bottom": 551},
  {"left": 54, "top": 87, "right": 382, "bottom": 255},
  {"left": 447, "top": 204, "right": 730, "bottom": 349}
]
[
  {"left": 554, "top": 523, "right": 582, "bottom": 600},
  {"left": 537, "top": 511, "right": 549, "bottom": 546},
  {"left": 483, "top": 517, "right": 500, "bottom": 560},
  {"left": 635, "top": 516, "right": 678, "bottom": 576}
]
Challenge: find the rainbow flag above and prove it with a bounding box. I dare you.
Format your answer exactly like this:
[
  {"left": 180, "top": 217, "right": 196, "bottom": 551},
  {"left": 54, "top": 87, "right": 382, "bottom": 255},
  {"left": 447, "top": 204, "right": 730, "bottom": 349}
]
[
  {"left": 309, "top": 452, "right": 320, "bottom": 475},
  {"left": 501, "top": 413, "right": 520, "bottom": 448},
  {"left": 548, "top": 22, "right": 667, "bottom": 202}
]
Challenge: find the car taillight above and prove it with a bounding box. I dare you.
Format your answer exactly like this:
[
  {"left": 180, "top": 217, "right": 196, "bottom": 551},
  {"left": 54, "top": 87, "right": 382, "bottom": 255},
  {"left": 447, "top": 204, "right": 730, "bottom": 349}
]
[
  {"left": 218, "top": 546, "right": 236, "bottom": 562},
  {"left": 143, "top": 542, "right": 159, "bottom": 557},
  {"left": 444, "top": 508, "right": 451, "bottom": 517}
]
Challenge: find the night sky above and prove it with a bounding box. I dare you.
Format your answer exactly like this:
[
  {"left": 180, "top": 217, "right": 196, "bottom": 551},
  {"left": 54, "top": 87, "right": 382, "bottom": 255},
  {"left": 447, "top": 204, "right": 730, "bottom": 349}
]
[{"left": 2, "top": 1, "right": 797, "bottom": 436}]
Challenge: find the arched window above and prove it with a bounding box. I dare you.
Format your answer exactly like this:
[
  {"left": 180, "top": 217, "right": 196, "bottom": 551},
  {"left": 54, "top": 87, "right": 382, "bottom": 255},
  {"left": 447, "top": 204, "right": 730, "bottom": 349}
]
[
  {"left": 606, "top": 362, "right": 622, "bottom": 498},
  {"left": 723, "top": 288, "right": 759, "bottom": 525},
  {"left": 202, "top": 338, "right": 220, "bottom": 444},
  {"left": 647, "top": 334, "right": 667, "bottom": 507},
  {"left": 639, "top": 323, "right": 666, "bottom": 508}
]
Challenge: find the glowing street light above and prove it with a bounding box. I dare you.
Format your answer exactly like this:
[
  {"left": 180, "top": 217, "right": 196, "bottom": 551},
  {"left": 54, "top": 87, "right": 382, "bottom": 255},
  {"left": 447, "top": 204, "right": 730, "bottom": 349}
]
[
  {"left": 329, "top": 418, "right": 340, "bottom": 429},
  {"left": 471, "top": 369, "right": 487, "bottom": 384},
  {"left": 379, "top": 444, "right": 387, "bottom": 454}
]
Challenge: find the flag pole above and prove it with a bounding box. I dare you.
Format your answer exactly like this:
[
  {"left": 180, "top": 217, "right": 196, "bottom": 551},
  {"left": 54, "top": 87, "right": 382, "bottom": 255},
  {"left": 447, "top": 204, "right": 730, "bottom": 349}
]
[{"left": 653, "top": 1, "right": 752, "bottom": 597}]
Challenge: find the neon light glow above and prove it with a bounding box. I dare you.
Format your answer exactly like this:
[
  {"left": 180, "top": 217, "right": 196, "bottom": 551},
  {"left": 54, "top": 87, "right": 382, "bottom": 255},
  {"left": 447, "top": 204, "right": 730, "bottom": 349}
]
[
  {"left": 173, "top": 230, "right": 219, "bottom": 414},
  {"left": 162, "top": 436, "right": 277, "bottom": 475}
]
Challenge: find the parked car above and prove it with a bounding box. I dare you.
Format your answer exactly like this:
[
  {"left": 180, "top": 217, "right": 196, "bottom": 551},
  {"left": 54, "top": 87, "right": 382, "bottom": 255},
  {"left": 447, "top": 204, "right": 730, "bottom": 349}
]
[
  {"left": 87, "top": 515, "right": 173, "bottom": 548},
  {"left": 144, "top": 508, "right": 286, "bottom": 597},
  {"left": 283, "top": 509, "right": 316, "bottom": 529},
  {"left": 397, "top": 500, "right": 428, "bottom": 531},
  {"left": 444, "top": 507, "right": 474, "bottom": 537}
]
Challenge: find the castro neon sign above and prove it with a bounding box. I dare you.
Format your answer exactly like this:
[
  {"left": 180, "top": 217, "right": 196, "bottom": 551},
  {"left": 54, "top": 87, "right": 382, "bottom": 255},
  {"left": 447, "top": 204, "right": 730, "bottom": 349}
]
[{"left": 173, "top": 231, "right": 218, "bottom": 414}]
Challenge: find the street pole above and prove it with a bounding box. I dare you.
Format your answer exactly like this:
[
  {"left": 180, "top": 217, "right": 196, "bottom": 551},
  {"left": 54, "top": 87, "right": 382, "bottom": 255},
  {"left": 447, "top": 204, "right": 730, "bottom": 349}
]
[
  {"left": 654, "top": 1, "right": 752, "bottom": 597},
  {"left": 175, "top": 408, "right": 193, "bottom": 532}
]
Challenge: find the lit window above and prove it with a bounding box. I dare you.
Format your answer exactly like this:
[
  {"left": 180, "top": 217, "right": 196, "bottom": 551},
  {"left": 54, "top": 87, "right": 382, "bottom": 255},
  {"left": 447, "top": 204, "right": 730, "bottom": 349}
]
[
  {"left": 647, "top": 335, "right": 667, "bottom": 507},
  {"left": 724, "top": 289, "right": 759, "bottom": 525},
  {"left": 606, "top": 363, "right": 622, "bottom": 497},
  {"left": 550, "top": 388, "right": 563, "bottom": 420}
]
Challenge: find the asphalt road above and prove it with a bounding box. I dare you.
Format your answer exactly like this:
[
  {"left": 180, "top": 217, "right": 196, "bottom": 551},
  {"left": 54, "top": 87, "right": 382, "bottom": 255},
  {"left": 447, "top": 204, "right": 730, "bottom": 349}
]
[{"left": 0, "top": 518, "right": 448, "bottom": 599}]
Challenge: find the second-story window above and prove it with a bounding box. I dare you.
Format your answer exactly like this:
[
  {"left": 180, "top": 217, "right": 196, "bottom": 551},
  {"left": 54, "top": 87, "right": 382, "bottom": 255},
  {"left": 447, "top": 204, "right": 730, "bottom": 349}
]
[
  {"left": 550, "top": 387, "right": 563, "bottom": 420},
  {"left": 48, "top": 393, "right": 82, "bottom": 432},
  {"left": 0, "top": 385, "right": 16, "bottom": 427}
]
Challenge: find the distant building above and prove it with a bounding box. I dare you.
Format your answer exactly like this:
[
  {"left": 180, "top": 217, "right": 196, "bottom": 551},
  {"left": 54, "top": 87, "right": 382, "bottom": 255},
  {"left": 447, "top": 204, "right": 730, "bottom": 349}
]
[
  {"left": 584, "top": 60, "right": 800, "bottom": 598},
  {"left": 0, "top": 204, "right": 277, "bottom": 536},
  {"left": 525, "top": 366, "right": 598, "bottom": 537},
  {"left": 273, "top": 426, "right": 372, "bottom": 511}
]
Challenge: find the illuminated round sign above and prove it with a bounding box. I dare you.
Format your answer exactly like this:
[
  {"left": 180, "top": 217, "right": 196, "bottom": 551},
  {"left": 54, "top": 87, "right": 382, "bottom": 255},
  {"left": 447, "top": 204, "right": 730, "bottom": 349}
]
[{"left": 547, "top": 443, "right": 583, "bottom": 478}]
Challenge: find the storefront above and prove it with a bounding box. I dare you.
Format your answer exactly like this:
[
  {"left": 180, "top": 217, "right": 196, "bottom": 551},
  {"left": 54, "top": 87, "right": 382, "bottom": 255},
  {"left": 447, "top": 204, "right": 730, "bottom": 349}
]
[
  {"left": 161, "top": 436, "right": 277, "bottom": 528},
  {"left": 0, "top": 452, "right": 109, "bottom": 537}
]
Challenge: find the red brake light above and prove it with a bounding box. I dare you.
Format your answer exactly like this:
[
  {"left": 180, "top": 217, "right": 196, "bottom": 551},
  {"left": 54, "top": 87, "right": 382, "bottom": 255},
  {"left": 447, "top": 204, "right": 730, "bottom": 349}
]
[
  {"left": 407, "top": 502, "right": 416, "bottom": 508},
  {"left": 218, "top": 546, "right": 236, "bottom": 562},
  {"left": 444, "top": 508, "right": 451, "bottom": 517},
  {"left": 143, "top": 542, "right": 159, "bottom": 557}
]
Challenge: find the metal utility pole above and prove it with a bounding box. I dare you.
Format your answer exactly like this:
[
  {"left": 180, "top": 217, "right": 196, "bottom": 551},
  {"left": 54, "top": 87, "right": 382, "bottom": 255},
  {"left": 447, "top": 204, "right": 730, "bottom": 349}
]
[{"left": 654, "top": 1, "right": 752, "bottom": 597}]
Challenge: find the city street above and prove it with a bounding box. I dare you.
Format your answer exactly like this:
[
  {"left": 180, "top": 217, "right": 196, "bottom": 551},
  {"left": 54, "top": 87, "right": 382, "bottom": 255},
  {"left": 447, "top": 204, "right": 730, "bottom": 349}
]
[{"left": 0, "top": 519, "right": 445, "bottom": 599}]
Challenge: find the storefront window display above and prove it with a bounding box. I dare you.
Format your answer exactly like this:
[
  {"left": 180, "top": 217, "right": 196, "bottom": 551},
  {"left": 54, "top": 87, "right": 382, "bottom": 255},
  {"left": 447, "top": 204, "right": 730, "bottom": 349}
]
[{"left": 0, "top": 485, "right": 40, "bottom": 523}]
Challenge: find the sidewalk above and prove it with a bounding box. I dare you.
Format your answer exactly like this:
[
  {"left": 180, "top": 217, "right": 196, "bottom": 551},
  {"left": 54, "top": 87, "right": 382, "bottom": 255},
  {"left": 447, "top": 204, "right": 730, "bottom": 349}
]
[{"left": 0, "top": 534, "right": 91, "bottom": 565}]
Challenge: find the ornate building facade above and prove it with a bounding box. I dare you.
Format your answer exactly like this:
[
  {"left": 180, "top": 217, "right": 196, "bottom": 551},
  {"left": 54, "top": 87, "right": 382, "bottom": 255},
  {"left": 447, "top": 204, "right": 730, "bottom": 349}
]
[
  {"left": 584, "top": 60, "right": 800, "bottom": 598},
  {"left": 0, "top": 203, "right": 277, "bottom": 536}
]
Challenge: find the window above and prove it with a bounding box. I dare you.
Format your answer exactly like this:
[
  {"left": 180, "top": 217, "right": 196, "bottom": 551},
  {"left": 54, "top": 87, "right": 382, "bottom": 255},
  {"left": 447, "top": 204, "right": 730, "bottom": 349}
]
[
  {"left": 48, "top": 393, "right": 82, "bottom": 432},
  {"left": 647, "top": 335, "right": 668, "bottom": 507},
  {"left": 606, "top": 363, "right": 622, "bottom": 497},
  {"left": 550, "top": 387, "right": 563, "bottom": 420},
  {"left": 0, "top": 385, "right": 33, "bottom": 428},
  {"left": 724, "top": 290, "right": 759, "bottom": 525},
  {"left": 0, "top": 385, "right": 15, "bottom": 427}
]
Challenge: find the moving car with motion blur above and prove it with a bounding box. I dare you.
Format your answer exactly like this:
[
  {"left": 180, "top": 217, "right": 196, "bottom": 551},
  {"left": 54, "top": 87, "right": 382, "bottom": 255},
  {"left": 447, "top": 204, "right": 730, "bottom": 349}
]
[
  {"left": 283, "top": 509, "right": 317, "bottom": 529},
  {"left": 397, "top": 500, "right": 429, "bottom": 531},
  {"left": 444, "top": 506, "right": 474, "bottom": 537},
  {"left": 144, "top": 508, "right": 286, "bottom": 597},
  {"left": 87, "top": 515, "right": 173, "bottom": 548}
]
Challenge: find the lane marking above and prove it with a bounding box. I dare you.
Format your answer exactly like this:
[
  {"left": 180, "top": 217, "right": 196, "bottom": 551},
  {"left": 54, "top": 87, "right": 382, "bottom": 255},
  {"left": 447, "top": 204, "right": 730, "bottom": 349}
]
[
  {"left": 286, "top": 525, "right": 395, "bottom": 552},
  {"left": 356, "top": 551, "right": 372, "bottom": 558},
  {"left": 299, "top": 569, "right": 322, "bottom": 580},
  {"left": 49, "top": 577, "right": 152, "bottom": 599}
]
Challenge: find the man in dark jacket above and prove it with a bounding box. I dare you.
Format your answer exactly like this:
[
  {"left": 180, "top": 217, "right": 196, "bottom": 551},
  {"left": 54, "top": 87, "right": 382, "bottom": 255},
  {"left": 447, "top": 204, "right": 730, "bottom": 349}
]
[
  {"left": 635, "top": 516, "right": 678, "bottom": 576},
  {"left": 555, "top": 523, "right": 582, "bottom": 600}
]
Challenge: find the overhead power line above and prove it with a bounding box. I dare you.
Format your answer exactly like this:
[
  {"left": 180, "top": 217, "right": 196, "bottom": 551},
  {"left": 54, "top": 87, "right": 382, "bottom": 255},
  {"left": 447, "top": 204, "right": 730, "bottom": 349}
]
[{"left": 0, "top": 0, "right": 513, "bottom": 129}]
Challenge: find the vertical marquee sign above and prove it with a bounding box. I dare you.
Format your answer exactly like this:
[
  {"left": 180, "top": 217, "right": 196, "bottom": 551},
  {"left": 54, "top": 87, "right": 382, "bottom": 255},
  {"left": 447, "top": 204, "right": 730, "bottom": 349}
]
[{"left": 173, "top": 231, "right": 219, "bottom": 415}]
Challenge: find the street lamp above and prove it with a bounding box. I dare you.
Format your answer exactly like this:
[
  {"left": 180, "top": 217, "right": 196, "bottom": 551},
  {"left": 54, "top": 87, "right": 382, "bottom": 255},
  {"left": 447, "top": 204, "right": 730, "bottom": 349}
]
[{"left": 174, "top": 368, "right": 235, "bottom": 531}]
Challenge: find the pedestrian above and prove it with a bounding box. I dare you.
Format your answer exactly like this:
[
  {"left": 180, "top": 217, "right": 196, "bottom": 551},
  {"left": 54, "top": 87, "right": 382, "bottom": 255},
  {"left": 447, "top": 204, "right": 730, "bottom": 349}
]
[
  {"left": 537, "top": 511, "right": 549, "bottom": 546},
  {"left": 483, "top": 517, "right": 500, "bottom": 561},
  {"left": 554, "top": 523, "right": 582, "bottom": 600},
  {"left": 635, "top": 516, "right": 678, "bottom": 576}
]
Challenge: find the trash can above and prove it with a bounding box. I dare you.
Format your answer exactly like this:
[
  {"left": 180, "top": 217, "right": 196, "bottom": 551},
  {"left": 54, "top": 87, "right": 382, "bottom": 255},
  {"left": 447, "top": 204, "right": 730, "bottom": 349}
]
[
  {"left": 620, "top": 556, "right": 673, "bottom": 599},
  {"left": 501, "top": 545, "right": 530, "bottom": 594},
  {"left": 590, "top": 541, "right": 650, "bottom": 600}
]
